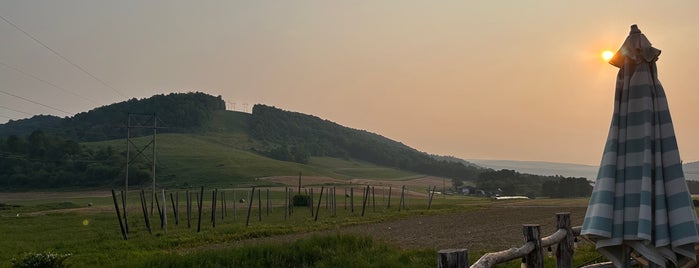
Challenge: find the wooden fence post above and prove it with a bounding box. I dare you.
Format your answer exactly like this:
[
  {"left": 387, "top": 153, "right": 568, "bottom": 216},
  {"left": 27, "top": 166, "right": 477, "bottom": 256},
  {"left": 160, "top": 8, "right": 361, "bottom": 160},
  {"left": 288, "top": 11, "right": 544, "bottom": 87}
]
[
  {"left": 523, "top": 224, "right": 543, "bottom": 268},
  {"left": 245, "top": 187, "right": 255, "bottom": 227},
  {"left": 197, "top": 186, "right": 203, "bottom": 232},
  {"left": 258, "top": 187, "right": 262, "bottom": 222},
  {"left": 161, "top": 189, "right": 167, "bottom": 234},
  {"left": 555, "top": 213, "right": 573, "bottom": 268},
  {"left": 186, "top": 190, "right": 191, "bottom": 228},
  {"left": 140, "top": 190, "right": 152, "bottom": 234},
  {"left": 211, "top": 189, "right": 217, "bottom": 227},
  {"left": 387, "top": 186, "right": 392, "bottom": 209},
  {"left": 314, "top": 187, "right": 324, "bottom": 222},
  {"left": 170, "top": 192, "right": 178, "bottom": 226},
  {"left": 437, "top": 249, "right": 468, "bottom": 268},
  {"left": 111, "top": 189, "right": 128, "bottom": 240}
]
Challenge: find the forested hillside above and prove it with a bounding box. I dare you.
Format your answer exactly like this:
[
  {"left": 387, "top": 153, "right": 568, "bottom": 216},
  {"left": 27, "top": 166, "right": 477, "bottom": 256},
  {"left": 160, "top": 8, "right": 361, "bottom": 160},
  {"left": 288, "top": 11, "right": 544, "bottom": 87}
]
[
  {"left": 0, "top": 92, "right": 226, "bottom": 141},
  {"left": 0, "top": 131, "right": 142, "bottom": 189},
  {"left": 249, "top": 104, "right": 483, "bottom": 180}
]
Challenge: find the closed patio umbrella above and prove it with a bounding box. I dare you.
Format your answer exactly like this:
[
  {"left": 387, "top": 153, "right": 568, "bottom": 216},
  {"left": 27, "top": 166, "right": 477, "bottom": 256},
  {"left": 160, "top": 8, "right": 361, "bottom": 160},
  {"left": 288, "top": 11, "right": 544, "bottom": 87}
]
[{"left": 581, "top": 25, "right": 699, "bottom": 267}]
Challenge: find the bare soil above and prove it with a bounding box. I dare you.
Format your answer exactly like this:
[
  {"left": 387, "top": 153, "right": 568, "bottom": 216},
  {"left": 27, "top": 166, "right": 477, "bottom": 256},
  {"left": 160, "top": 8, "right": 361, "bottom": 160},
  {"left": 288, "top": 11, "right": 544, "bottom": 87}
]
[{"left": 228, "top": 205, "right": 588, "bottom": 252}]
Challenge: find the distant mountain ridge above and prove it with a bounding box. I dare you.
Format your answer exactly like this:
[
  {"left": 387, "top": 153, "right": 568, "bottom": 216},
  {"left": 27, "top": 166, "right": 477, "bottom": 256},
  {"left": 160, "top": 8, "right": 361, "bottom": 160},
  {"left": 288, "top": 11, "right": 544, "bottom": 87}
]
[
  {"left": 468, "top": 159, "right": 699, "bottom": 181},
  {"left": 467, "top": 159, "right": 599, "bottom": 180}
]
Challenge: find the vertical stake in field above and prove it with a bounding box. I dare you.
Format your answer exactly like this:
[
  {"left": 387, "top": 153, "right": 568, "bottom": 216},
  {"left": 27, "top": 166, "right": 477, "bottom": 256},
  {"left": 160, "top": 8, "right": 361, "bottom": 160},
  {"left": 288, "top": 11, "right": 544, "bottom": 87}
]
[
  {"left": 399, "top": 185, "right": 405, "bottom": 211},
  {"left": 121, "top": 190, "right": 129, "bottom": 234},
  {"left": 233, "top": 190, "right": 237, "bottom": 221},
  {"left": 170, "top": 192, "right": 178, "bottom": 225},
  {"left": 161, "top": 189, "right": 167, "bottom": 234},
  {"left": 387, "top": 186, "right": 392, "bottom": 209},
  {"left": 266, "top": 189, "right": 270, "bottom": 216},
  {"left": 314, "top": 187, "right": 324, "bottom": 222},
  {"left": 197, "top": 186, "right": 204, "bottom": 232},
  {"left": 211, "top": 189, "right": 217, "bottom": 227},
  {"left": 221, "top": 191, "right": 226, "bottom": 222},
  {"left": 350, "top": 187, "right": 354, "bottom": 213},
  {"left": 140, "top": 190, "right": 152, "bottom": 234},
  {"left": 245, "top": 187, "right": 255, "bottom": 227},
  {"left": 186, "top": 190, "right": 191, "bottom": 228},
  {"left": 284, "top": 187, "right": 289, "bottom": 220},
  {"left": 361, "top": 185, "right": 370, "bottom": 216},
  {"left": 258, "top": 187, "right": 262, "bottom": 222},
  {"left": 111, "top": 189, "right": 127, "bottom": 240}
]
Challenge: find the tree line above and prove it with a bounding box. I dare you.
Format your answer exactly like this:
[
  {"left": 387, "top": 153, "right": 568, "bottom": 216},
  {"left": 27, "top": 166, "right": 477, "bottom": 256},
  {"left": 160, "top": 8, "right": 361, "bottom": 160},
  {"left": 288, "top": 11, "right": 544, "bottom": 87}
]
[
  {"left": 475, "top": 169, "right": 592, "bottom": 198},
  {"left": 0, "top": 92, "right": 226, "bottom": 142},
  {"left": 0, "top": 131, "right": 151, "bottom": 189}
]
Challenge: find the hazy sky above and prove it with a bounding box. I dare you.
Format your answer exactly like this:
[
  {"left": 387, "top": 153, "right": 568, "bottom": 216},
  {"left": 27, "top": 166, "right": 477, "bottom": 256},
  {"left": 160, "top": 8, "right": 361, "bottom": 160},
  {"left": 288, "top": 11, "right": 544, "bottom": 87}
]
[{"left": 1, "top": 1, "right": 698, "bottom": 165}]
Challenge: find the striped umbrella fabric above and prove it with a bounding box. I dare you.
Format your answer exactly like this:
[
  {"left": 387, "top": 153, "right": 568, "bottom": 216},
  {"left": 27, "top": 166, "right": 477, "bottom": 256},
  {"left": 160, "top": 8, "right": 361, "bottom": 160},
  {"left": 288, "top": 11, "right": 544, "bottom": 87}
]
[{"left": 581, "top": 25, "right": 699, "bottom": 267}]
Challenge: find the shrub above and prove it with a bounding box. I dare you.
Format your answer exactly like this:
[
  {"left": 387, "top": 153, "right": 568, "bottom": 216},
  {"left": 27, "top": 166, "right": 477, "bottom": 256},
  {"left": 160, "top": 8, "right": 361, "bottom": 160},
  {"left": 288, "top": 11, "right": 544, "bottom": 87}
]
[
  {"left": 292, "top": 194, "right": 310, "bottom": 206},
  {"left": 11, "top": 251, "right": 71, "bottom": 268}
]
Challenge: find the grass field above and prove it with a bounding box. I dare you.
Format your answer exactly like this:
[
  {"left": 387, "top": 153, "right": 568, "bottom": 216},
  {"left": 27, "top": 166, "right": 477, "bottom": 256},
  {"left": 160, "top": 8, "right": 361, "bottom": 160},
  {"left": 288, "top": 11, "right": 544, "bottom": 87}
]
[{"left": 0, "top": 185, "right": 607, "bottom": 268}]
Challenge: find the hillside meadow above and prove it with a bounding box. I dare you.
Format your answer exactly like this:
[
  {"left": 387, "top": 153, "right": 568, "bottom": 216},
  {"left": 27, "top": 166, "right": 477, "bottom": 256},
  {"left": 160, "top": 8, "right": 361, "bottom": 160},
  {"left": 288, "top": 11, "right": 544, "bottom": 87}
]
[{"left": 0, "top": 184, "right": 614, "bottom": 268}]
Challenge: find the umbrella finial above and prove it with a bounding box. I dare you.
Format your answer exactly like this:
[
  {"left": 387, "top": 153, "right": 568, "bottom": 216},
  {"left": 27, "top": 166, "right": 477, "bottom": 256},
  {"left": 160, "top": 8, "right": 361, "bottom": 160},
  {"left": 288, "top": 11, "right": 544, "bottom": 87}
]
[{"left": 630, "top": 24, "right": 641, "bottom": 34}]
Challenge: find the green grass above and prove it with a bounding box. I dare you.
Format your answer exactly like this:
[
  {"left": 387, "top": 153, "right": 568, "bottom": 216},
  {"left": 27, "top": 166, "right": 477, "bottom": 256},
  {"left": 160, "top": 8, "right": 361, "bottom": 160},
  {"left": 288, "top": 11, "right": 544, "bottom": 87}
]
[
  {"left": 138, "top": 234, "right": 435, "bottom": 268},
  {"left": 0, "top": 192, "right": 604, "bottom": 268}
]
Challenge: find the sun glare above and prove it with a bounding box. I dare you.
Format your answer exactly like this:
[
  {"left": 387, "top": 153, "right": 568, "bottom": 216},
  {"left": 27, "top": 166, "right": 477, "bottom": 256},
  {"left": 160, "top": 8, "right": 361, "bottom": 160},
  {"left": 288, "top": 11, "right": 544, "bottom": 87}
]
[{"left": 602, "top": 50, "right": 614, "bottom": 62}]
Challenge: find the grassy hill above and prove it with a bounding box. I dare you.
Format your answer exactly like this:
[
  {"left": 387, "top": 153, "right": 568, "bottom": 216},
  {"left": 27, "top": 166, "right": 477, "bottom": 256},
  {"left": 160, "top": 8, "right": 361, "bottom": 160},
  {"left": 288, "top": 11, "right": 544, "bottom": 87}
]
[
  {"left": 82, "top": 109, "right": 420, "bottom": 188},
  {"left": 0, "top": 93, "right": 479, "bottom": 190}
]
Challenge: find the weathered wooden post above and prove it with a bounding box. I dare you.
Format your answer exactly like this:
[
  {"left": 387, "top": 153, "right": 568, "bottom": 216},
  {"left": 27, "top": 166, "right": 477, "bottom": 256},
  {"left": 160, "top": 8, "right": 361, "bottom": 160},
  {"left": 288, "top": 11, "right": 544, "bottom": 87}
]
[
  {"left": 111, "top": 189, "right": 128, "bottom": 240},
  {"left": 350, "top": 187, "right": 354, "bottom": 213},
  {"left": 211, "top": 189, "right": 217, "bottom": 227},
  {"left": 221, "top": 191, "right": 226, "bottom": 221},
  {"left": 245, "top": 187, "right": 255, "bottom": 227},
  {"left": 186, "top": 190, "right": 191, "bottom": 228},
  {"left": 266, "top": 189, "right": 270, "bottom": 216},
  {"left": 257, "top": 187, "right": 262, "bottom": 222},
  {"left": 523, "top": 224, "right": 543, "bottom": 268},
  {"left": 555, "top": 213, "right": 573, "bottom": 268},
  {"left": 233, "top": 190, "right": 237, "bottom": 221},
  {"left": 170, "top": 192, "right": 178, "bottom": 225},
  {"left": 161, "top": 189, "right": 167, "bottom": 234},
  {"left": 197, "top": 186, "right": 203, "bottom": 233},
  {"left": 387, "top": 186, "right": 392, "bottom": 208},
  {"left": 314, "top": 187, "right": 324, "bottom": 222},
  {"left": 140, "top": 190, "right": 152, "bottom": 234},
  {"left": 437, "top": 249, "right": 468, "bottom": 268},
  {"left": 361, "top": 185, "right": 370, "bottom": 216},
  {"left": 399, "top": 185, "right": 406, "bottom": 211},
  {"left": 428, "top": 185, "right": 436, "bottom": 210},
  {"left": 285, "top": 187, "right": 289, "bottom": 220}
]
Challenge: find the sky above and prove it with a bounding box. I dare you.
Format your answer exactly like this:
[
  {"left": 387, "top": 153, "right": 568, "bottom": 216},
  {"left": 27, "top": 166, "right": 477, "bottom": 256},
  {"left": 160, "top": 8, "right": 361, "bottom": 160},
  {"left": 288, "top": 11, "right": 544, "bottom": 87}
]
[{"left": 0, "top": 1, "right": 698, "bottom": 166}]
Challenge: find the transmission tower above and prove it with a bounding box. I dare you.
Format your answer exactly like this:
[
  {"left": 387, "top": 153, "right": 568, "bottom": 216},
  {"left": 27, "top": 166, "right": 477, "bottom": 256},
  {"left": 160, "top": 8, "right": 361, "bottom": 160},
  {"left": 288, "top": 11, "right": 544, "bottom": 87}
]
[{"left": 125, "top": 113, "right": 162, "bottom": 219}]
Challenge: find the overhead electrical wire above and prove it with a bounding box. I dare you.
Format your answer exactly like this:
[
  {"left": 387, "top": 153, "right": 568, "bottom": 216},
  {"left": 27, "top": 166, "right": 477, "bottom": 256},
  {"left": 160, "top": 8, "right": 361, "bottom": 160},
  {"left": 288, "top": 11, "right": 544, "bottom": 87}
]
[
  {"left": 0, "top": 89, "right": 74, "bottom": 115},
  {"left": 0, "top": 14, "right": 127, "bottom": 99},
  {"left": 0, "top": 104, "right": 32, "bottom": 116},
  {"left": 0, "top": 60, "right": 99, "bottom": 105}
]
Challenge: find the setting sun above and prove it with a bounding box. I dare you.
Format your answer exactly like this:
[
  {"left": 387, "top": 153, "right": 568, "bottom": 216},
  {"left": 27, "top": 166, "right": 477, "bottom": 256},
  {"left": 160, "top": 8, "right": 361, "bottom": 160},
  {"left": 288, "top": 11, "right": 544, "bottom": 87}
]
[{"left": 602, "top": 50, "right": 614, "bottom": 62}]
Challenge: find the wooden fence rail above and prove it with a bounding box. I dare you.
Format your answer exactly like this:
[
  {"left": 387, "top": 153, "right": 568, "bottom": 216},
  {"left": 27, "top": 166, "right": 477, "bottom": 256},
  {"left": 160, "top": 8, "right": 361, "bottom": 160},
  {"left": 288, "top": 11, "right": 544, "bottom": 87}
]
[{"left": 439, "top": 212, "right": 582, "bottom": 268}]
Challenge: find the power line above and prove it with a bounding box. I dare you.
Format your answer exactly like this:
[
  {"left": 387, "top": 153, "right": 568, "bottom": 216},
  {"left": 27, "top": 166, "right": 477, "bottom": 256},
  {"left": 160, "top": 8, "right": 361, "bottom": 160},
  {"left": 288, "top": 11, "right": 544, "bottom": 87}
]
[
  {"left": 0, "top": 14, "right": 126, "bottom": 98},
  {"left": 0, "top": 104, "right": 32, "bottom": 116},
  {"left": 0, "top": 59, "right": 99, "bottom": 105},
  {"left": 0, "top": 89, "right": 73, "bottom": 115}
]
